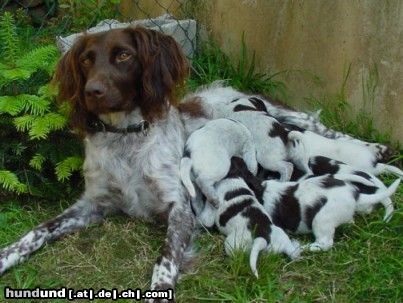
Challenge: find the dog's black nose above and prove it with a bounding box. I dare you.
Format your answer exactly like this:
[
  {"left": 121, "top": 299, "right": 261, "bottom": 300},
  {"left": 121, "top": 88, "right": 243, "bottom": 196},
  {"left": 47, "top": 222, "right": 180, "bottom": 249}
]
[{"left": 85, "top": 80, "right": 106, "bottom": 99}]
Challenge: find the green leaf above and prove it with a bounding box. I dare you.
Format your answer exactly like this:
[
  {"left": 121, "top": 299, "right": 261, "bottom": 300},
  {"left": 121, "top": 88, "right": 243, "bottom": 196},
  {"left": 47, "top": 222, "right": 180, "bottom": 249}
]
[
  {"left": 13, "top": 115, "right": 36, "bottom": 132},
  {"left": 0, "top": 12, "right": 19, "bottom": 64},
  {"left": 28, "top": 112, "right": 68, "bottom": 140},
  {"left": 15, "top": 45, "right": 59, "bottom": 75},
  {"left": 0, "top": 170, "right": 27, "bottom": 194},
  {"left": 0, "top": 68, "right": 32, "bottom": 86},
  {"left": 0, "top": 95, "right": 26, "bottom": 116},
  {"left": 55, "top": 156, "right": 83, "bottom": 181},
  {"left": 0, "top": 94, "right": 50, "bottom": 116},
  {"left": 29, "top": 153, "right": 46, "bottom": 171}
]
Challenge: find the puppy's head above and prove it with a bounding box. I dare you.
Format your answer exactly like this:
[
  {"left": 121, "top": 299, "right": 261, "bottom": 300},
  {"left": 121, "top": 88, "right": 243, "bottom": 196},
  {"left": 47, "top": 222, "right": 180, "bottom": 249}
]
[{"left": 54, "top": 27, "right": 189, "bottom": 135}]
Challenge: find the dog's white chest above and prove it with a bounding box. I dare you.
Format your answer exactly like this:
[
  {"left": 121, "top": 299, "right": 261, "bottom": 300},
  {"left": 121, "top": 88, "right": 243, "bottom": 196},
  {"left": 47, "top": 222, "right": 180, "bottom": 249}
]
[{"left": 83, "top": 133, "right": 160, "bottom": 218}]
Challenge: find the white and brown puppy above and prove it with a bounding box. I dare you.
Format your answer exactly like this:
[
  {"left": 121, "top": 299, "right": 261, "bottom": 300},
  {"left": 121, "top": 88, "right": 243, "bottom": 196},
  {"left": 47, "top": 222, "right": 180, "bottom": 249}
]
[
  {"left": 305, "top": 156, "right": 397, "bottom": 221},
  {"left": 207, "top": 177, "right": 301, "bottom": 278},
  {"left": 229, "top": 110, "right": 311, "bottom": 182},
  {"left": 288, "top": 130, "right": 403, "bottom": 178},
  {"left": 180, "top": 118, "right": 257, "bottom": 206},
  {"left": 183, "top": 82, "right": 393, "bottom": 165},
  {"left": 262, "top": 174, "right": 400, "bottom": 251}
]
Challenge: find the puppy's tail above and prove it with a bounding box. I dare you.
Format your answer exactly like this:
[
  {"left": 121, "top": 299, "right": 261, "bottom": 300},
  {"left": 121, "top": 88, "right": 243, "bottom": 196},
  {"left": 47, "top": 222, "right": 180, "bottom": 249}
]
[
  {"left": 180, "top": 157, "right": 196, "bottom": 198},
  {"left": 366, "top": 177, "right": 395, "bottom": 222},
  {"left": 249, "top": 237, "right": 267, "bottom": 278},
  {"left": 357, "top": 179, "right": 400, "bottom": 215},
  {"left": 374, "top": 163, "right": 403, "bottom": 178},
  {"left": 333, "top": 173, "right": 375, "bottom": 187},
  {"left": 381, "top": 197, "right": 394, "bottom": 223}
]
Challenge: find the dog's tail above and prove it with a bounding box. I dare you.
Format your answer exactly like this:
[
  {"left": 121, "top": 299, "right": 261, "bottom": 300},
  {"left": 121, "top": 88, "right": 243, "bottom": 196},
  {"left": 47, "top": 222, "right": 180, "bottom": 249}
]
[
  {"left": 374, "top": 163, "right": 403, "bottom": 178},
  {"left": 249, "top": 237, "right": 267, "bottom": 278},
  {"left": 180, "top": 157, "right": 196, "bottom": 198},
  {"left": 333, "top": 173, "right": 376, "bottom": 187},
  {"left": 363, "top": 177, "right": 395, "bottom": 222},
  {"left": 357, "top": 178, "right": 400, "bottom": 215},
  {"left": 381, "top": 197, "right": 395, "bottom": 223}
]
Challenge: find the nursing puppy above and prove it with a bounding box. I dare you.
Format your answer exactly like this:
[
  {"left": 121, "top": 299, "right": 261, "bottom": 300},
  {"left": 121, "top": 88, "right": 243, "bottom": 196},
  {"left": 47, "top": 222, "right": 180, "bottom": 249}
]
[
  {"left": 306, "top": 156, "right": 396, "bottom": 221},
  {"left": 229, "top": 110, "right": 311, "bottom": 181},
  {"left": 262, "top": 174, "right": 400, "bottom": 251},
  {"left": 214, "top": 177, "right": 301, "bottom": 278},
  {"left": 288, "top": 130, "right": 403, "bottom": 178},
  {"left": 180, "top": 118, "right": 257, "bottom": 206},
  {"left": 183, "top": 82, "right": 392, "bottom": 164}
]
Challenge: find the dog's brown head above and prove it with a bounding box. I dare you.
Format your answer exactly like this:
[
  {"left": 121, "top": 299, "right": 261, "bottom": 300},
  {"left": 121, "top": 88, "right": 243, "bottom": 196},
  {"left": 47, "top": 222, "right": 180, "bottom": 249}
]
[{"left": 55, "top": 27, "right": 189, "bottom": 134}]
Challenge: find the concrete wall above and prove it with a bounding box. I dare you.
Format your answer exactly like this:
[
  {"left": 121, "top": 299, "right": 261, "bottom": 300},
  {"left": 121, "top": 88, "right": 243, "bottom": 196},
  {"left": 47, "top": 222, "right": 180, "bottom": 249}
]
[{"left": 121, "top": 0, "right": 403, "bottom": 143}]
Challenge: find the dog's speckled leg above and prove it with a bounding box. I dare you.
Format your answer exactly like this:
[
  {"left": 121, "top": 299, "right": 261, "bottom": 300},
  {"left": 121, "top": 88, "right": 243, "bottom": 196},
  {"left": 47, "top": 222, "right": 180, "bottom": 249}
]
[
  {"left": 149, "top": 202, "right": 195, "bottom": 302},
  {"left": 0, "top": 198, "right": 106, "bottom": 275}
]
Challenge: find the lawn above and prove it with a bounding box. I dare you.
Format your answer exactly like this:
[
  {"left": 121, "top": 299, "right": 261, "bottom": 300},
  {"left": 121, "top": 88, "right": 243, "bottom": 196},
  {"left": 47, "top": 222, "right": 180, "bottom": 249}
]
[{"left": 0, "top": 176, "right": 402, "bottom": 302}]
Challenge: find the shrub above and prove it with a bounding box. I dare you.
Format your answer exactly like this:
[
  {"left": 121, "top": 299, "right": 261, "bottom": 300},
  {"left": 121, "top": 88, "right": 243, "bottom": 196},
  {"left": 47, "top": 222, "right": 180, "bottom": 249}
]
[{"left": 0, "top": 12, "right": 83, "bottom": 200}]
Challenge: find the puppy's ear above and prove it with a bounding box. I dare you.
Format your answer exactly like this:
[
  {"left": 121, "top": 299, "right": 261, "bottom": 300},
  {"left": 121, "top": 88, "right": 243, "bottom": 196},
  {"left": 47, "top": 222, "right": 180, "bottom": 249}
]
[
  {"left": 126, "top": 27, "right": 189, "bottom": 121},
  {"left": 53, "top": 36, "right": 90, "bottom": 136}
]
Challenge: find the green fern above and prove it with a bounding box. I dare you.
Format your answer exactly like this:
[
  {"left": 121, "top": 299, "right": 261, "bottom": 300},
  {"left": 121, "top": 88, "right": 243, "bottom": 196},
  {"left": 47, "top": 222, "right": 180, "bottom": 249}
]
[
  {"left": 0, "top": 170, "right": 28, "bottom": 194},
  {"left": 27, "top": 113, "right": 68, "bottom": 140},
  {"left": 16, "top": 45, "right": 59, "bottom": 74},
  {"left": 0, "top": 12, "right": 19, "bottom": 64},
  {"left": 29, "top": 153, "right": 46, "bottom": 171},
  {"left": 13, "top": 115, "right": 36, "bottom": 132},
  {"left": 0, "top": 94, "right": 50, "bottom": 116},
  {"left": 55, "top": 156, "right": 83, "bottom": 181},
  {"left": 0, "top": 13, "right": 83, "bottom": 198}
]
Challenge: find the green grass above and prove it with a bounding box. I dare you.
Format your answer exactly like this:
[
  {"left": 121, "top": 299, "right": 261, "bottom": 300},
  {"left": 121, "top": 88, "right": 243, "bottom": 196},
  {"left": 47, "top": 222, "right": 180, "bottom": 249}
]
[
  {"left": 188, "top": 37, "right": 287, "bottom": 101},
  {"left": 0, "top": 181, "right": 402, "bottom": 302},
  {"left": 1, "top": 39, "right": 402, "bottom": 302}
]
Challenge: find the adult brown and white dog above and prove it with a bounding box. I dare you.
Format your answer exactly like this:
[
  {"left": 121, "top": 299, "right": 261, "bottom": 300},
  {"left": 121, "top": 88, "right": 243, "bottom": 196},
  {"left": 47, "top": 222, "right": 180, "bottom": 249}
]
[{"left": 0, "top": 27, "right": 197, "bottom": 301}]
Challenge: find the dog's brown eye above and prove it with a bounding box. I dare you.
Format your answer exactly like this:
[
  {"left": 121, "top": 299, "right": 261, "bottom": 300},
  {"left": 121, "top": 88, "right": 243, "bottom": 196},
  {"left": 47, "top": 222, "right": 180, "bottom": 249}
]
[
  {"left": 81, "top": 58, "right": 92, "bottom": 66},
  {"left": 116, "top": 51, "right": 131, "bottom": 63}
]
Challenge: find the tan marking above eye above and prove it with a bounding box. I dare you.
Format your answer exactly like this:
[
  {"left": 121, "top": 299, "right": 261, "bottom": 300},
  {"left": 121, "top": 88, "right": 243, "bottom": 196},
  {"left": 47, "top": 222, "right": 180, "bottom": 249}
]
[{"left": 116, "top": 51, "right": 132, "bottom": 62}]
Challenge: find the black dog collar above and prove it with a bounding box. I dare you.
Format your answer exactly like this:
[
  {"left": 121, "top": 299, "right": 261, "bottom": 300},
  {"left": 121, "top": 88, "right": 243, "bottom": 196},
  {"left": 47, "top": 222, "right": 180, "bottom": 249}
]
[{"left": 88, "top": 119, "right": 150, "bottom": 135}]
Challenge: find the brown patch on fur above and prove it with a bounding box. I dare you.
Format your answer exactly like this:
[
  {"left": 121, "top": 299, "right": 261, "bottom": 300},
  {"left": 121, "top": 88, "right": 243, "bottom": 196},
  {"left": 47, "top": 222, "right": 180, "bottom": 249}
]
[{"left": 177, "top": 97, "right": 207, "bottom": 118}]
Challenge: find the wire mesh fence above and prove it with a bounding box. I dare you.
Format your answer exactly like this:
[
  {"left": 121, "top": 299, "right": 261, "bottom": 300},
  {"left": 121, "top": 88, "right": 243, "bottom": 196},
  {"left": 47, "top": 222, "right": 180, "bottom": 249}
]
[{"left": 1, "top": 0, "right": 198, "bottom": 58}]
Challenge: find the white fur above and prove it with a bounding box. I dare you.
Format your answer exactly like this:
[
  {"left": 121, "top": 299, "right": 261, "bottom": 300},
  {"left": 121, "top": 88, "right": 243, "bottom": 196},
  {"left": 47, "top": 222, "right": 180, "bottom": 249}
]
[
  {"left": 262, "top": 175, "right": 400, "bottom": 251},
  {"left": 289, "top": 130, "right": 403, "bottom": 178},
  {"left": 214, "top": 178, "right": 301, "bottom": 278},
  {"left": 306, "top": 156, "right": 396, "bottom": 221},
  {"left": 229, "top": 110, "right": 311, "bottom": 181},
  {"left": 180, "top": 118, "right": 257, "bottom": 205},
  {"left": 182, "top": 82, "right": 391, "bottom": 163}
]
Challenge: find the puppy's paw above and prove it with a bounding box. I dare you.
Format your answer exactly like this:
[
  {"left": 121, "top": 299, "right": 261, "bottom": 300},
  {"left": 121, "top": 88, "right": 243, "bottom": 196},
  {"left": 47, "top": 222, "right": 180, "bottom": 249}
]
[
  {"left": 302, "top": 242, "right": 323, "bottom": 252},
  {"left": 290, "top": 240, "right": 302, "bottom": 259}
]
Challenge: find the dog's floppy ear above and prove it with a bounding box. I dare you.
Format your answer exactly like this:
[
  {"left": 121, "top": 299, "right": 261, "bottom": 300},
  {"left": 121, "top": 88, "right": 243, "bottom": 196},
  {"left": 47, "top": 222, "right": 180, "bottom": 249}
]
[
  {"left": 126, "top": 27, "right": 189, "bottom": 121},
  {"left": 54, "top": 36, "right": 91, "bottom": 135}
]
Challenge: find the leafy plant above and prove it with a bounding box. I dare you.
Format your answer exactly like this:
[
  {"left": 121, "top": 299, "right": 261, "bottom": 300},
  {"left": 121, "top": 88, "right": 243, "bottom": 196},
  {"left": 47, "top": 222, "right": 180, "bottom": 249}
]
[
  {"left": 307, "top": 63, "right": 393, "bottom": 146},
  {"left": 0, "top": 12, "right": 83, "bottom": 199},
  {"left": 189, "top": 35, "right": 287, "bottom": 100},
  {"left": 57, "top": 0, "right": 122, "bottom": 32}
]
